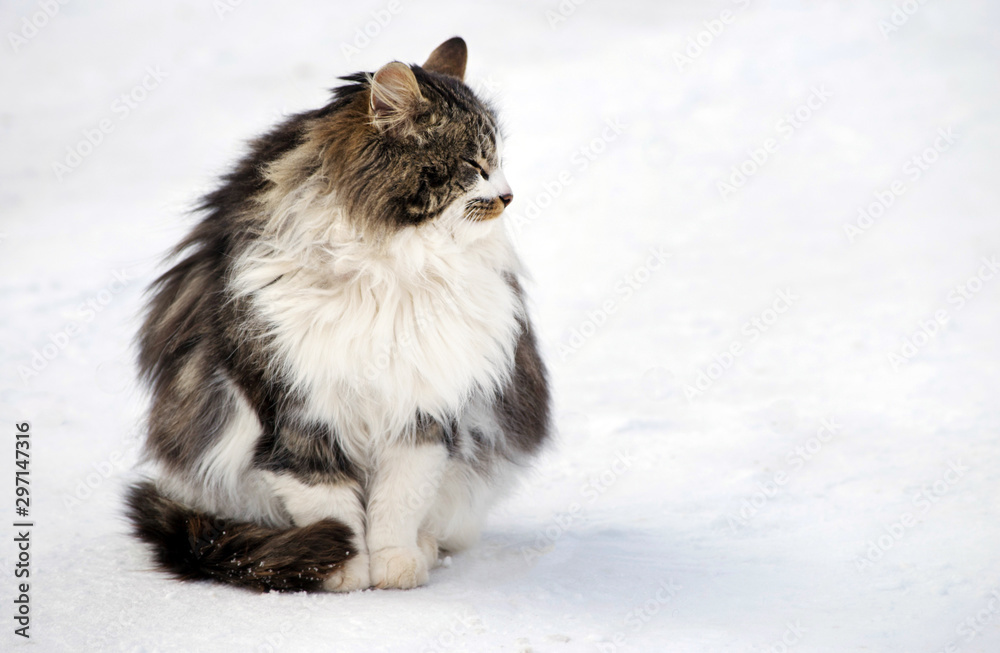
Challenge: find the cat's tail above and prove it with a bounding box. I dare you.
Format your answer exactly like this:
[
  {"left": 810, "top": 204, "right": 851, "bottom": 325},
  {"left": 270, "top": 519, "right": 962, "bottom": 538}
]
[{"left": 124, "top": 480, "right": 355, "bottom": 592}]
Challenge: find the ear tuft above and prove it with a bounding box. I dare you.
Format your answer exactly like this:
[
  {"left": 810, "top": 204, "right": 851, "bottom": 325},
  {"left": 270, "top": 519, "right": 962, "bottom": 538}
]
[
  {"left": 369, "top": 61, "right": 423, "bottom": 122},
  {"left": 423, "top": 37, "right": 467, "bottom": 81}
]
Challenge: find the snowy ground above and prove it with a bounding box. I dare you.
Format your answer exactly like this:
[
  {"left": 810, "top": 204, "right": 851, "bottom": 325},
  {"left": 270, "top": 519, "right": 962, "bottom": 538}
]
[{"left": 3, "top": 0, "right": 1000, "bottom": 651}]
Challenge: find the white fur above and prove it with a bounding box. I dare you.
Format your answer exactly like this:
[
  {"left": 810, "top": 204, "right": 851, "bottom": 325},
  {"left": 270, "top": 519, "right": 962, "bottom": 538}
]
[
  {"left": 230, "top": 181, "right": 523, "bottom": 463},
  {"left": 195, "top": 381, "right": 261, "bottom": 504},
  {"left": 366, "top": 443, "right": 448, "bottom": 549},
  {"left": 265, "top": 472, "right": 372, "bottom": 592},
  {"left": 157, "top": 379, "right": 286, "bottom": 526},
  {"left": 425, "top": 459, "right": 518, "bottom": 552},
  {"left": 366, "top": 442, "right": 448, "bottom": 588},
  {"left": 265, "top": 472, "right": 365, "bottom": 533},
  {"left": 473, "top": 167, "right": 511, "bottom": 201}
]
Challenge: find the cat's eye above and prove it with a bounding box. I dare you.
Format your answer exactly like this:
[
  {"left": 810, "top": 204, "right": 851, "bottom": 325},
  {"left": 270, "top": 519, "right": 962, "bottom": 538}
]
[{"left": 461, "top": 157, "right": 489, "bottom": 181}]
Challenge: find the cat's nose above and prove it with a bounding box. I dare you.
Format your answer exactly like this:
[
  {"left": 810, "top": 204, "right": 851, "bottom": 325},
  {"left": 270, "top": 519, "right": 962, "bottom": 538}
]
[{"left": 491, "top": 169, "right": 512, "bottom": 208}]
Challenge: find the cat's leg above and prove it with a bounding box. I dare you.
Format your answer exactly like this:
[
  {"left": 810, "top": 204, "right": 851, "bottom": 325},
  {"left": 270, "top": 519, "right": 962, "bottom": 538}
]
[
  {"left": 417, "top": 530, "right": 439, "bottom": 569},
  {"left": 366, "top": 434, "right": 448, "bottom": 589},
  {"left": 424, "top": 459, "right": 517, "bottom": 554},
  {"left": 256, "top": 422, "right": 371, "bottom": 592}
]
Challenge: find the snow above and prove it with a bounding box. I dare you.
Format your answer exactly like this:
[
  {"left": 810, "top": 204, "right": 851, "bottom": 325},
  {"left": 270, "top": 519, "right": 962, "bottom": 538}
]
[{"left": 3, "top": 0, "right": 1000, "bottom": 651}]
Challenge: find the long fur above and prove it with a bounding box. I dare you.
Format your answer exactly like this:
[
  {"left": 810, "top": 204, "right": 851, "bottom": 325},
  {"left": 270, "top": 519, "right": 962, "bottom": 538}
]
[
  {"left": 125, "top": 481, "right": 355, "bottom": 592},
  {"left": 126, "top": 37, "right": 550, "bottom": 592}
]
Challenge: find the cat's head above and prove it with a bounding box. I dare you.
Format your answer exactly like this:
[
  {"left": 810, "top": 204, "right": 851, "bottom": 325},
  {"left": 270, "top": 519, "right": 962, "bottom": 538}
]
[{"left": 318, "top": 38, "right": 512, "bottom": 233}]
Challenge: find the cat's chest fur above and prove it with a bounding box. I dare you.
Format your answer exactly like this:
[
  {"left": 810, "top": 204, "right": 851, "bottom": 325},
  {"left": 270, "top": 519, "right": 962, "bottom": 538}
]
[{"left": 234, "top": 206, "right": 523, "bottom": 445}]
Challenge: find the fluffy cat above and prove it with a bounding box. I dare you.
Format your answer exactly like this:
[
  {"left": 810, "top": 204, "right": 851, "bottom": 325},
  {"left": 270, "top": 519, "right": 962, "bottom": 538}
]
[{"left": 125, "top": 37, "right": 550, "bottom": 592}]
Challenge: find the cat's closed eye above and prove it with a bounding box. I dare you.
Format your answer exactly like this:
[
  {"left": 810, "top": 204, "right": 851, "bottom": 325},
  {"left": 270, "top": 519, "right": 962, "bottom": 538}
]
[{"left": 461, "top": 156, "right": 489, "bottom": 180}]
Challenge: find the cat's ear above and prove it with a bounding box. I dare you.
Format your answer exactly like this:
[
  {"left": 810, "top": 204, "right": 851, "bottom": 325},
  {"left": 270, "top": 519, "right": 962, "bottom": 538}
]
[
  {"left": 423, "top": 37, "right": 467, "bottom": 81},
  {"left": 369, "top": 62, "right": 423, "bottom": 124}
]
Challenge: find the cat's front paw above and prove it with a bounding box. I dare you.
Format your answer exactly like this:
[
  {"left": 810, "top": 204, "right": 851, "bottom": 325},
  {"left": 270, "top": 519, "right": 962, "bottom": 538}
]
[
  {"left": 369, "top": 546, "right": 429, "bottom": 589},
  {"left": 322, "top": 553, "right": 370, "bottom": 592}
]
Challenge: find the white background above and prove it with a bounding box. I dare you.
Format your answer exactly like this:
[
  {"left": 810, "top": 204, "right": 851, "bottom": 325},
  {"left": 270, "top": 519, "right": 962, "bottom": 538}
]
[{"left": 2, "top": 1, "right": 999, "bottom": 651}]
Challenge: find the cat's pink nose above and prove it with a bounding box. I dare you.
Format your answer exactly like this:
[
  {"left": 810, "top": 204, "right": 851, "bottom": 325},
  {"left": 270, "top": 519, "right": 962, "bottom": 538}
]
[{"left": 500, "top": 192, "right": 513, "bottom": 207}]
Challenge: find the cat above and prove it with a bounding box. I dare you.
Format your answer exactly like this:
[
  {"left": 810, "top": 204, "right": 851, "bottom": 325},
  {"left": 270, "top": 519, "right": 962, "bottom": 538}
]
[{"left": 125, "top": 37, "right": 550, "bottom": 592}]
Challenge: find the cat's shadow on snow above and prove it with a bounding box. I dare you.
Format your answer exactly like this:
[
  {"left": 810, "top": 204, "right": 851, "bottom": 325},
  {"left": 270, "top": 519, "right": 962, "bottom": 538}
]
[{"left": 431, "top": 527, "right": 683, "bottom": 605}]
